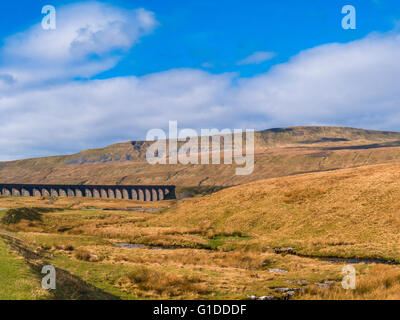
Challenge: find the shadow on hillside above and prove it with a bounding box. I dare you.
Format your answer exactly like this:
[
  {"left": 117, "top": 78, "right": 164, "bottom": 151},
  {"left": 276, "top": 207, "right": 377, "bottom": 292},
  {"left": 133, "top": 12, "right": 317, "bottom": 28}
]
[
  {"left": 0, "top": 233, "right": 119, "bottom": 300},
  {"left": 301, "top": 137, "right": 350, "bottom": 143},
  {"left": 322, "top": 140, "right": 400, "bottom": 151}
]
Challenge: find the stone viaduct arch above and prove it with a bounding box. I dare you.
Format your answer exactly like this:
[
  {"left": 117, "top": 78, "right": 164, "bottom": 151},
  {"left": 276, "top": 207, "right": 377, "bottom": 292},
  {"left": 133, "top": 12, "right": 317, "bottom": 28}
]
[
  {"left": 0, "top": 184, "right": 175, "bottom": 202},
  {"left": 2, "top": 187, "right": 11, "bottom": 196}
]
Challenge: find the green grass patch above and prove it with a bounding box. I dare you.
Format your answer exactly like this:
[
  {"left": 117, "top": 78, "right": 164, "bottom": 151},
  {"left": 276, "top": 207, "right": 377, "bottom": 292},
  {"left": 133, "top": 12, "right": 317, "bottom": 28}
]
[
  {"left": 207, "top": 233, "right": 251, "bottom": 250},
  {"left": 49, "top": 253, "right": 138, "bottom": 299},
  {"left": 0, "top": 239, "right": 49, "bottom": 300}
]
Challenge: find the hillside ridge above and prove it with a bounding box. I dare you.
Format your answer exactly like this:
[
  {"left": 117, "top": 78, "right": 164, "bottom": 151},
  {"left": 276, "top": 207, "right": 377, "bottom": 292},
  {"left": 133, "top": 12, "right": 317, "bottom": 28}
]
[{"left": 1, "top": 126, "right": 400, "bottom": 186}]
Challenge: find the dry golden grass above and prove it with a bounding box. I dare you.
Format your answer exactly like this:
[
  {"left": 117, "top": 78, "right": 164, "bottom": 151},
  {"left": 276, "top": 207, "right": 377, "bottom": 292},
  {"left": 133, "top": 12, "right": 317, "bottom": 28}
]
[
  {"left": 1, "top": 162, "right": 400, "bottom": 299},
  {"left": 117, "top": 265, "right": 209, "bottom": 298},
  {"left": 0, "top": 207, "right": 344, "bottom": 299},
  {"left": 100, "top": 246, "right": 272, "bottom": 270},
  {"left": 148, "top": 163, "right": 400, "bottom": 261},
  {"left": 303, "top": 265, "right": 400, "bottom": 300},
  {"left": 0, "top": 195, "right": 174, "bottom": 210},
  {"left": 74, "top": 248, "right": 92, "bottom": 261}
]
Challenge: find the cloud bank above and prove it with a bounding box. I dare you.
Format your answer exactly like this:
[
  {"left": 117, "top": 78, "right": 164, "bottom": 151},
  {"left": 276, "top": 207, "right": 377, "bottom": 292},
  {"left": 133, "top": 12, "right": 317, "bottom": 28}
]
[
  {"left": 1, "top": 2, "right": 400, "bottom": 160},
  {"left": 0, "top": 2, "right": 157, "bottom": 87}
]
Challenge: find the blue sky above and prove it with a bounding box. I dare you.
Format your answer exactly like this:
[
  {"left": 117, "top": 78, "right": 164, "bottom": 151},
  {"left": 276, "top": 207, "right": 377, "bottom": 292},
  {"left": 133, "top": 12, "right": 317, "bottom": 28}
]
[
  {"left": 0, "top": 0, "right": 400, "bottom": 160},
  {"left": 1, "top": 0, "right": 398, "bottom": 77}
]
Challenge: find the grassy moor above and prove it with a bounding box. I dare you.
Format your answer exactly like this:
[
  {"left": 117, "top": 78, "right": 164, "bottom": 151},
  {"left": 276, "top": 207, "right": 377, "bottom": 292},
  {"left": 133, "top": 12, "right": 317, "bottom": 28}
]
[{"left": 1, "top": 147, "right": 400, "bottom": 300}]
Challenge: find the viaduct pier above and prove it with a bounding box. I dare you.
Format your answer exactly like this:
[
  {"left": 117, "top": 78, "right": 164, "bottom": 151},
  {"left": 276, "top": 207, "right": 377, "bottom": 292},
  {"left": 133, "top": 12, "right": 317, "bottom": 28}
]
[{"left": 0, "top": 184, "right": 176, "bottom": 202}]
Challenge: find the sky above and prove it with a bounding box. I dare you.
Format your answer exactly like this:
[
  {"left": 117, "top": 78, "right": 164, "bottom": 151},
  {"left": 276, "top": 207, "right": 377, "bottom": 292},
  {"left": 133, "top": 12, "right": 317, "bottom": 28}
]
[{"left": 0, "top": 0, "right": 400, "bottom": 160}]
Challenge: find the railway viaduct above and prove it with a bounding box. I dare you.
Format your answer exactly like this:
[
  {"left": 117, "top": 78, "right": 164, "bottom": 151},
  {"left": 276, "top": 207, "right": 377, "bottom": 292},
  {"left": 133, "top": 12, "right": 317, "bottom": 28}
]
[{"left": 0, "top": 184, "right": 176, "bottom": 202}]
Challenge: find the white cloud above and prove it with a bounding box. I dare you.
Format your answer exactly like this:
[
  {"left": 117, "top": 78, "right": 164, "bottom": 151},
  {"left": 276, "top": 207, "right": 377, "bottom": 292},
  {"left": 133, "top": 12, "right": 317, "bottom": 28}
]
[
  {"left": 0, "top": 69, "right": 237, "bottom": 160},
  {"left": 235, "top": 33, "right": 400, "bottom": 129},
  {"left": 0, "top": 2, "right": 157, "bottom": 87},
  {"left": 237, "top": 51, "right": 276, "bottom": 65},
  {"left": 1, "top": 10, "right": 400, "bottom": 160}
]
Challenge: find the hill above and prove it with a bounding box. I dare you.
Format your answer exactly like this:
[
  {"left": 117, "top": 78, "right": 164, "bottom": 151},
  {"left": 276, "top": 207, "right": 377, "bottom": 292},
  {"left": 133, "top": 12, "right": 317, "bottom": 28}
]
[
  {"left": 150, "top": 162, "right": 400, "bottom": 262},
  {"left": 1, "top": 126, "right": 400, "bottom": 187},
  {"left": 1, "top": 162, "right": 400, "bottom": 299}
]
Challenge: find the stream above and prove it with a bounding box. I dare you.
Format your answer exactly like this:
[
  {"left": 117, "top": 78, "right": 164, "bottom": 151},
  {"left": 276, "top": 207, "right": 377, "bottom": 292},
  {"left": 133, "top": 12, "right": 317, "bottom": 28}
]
[
  {"left": 273, "top": 247, "right": 399, "bottom": 265},
  {"left": 114, "top": 243, "right": 163, "bottom": 250},
  {"left": 317, "top": 256, "right": 399, "bottom": 265}
]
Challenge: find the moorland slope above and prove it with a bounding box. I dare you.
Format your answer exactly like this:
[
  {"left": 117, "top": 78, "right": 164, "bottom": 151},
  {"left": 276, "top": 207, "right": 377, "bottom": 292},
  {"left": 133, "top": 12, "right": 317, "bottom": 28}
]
[{"left": 1, "top": 126, "right": 400, "bottom": 187}]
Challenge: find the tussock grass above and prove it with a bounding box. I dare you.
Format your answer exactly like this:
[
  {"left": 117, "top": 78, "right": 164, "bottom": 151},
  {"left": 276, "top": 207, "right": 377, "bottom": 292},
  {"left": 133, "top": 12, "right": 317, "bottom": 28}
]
[
  {"left": 74, "top": 248, "right": 92, "bottom": 261},
  {"left": 120, "top": 266, "right": 209, "bottom": 297},
  {"left": 73, "top": 247, "right": 103, "bottom": 262},
  {"left": 111, "top": 248, "right": 271, "bottom": 270},
  {"left": 303, "top": 265, "right": 400, "bottom": 300},
  {"left": 2, "top": 163, "right": 400, "bottom": 299}
]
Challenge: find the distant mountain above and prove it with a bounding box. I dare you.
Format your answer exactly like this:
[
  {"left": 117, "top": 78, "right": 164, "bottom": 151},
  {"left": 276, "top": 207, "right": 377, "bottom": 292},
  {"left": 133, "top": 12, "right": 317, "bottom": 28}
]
[{"left": 1, "top": 126, "right": 400, "bottom": 186}]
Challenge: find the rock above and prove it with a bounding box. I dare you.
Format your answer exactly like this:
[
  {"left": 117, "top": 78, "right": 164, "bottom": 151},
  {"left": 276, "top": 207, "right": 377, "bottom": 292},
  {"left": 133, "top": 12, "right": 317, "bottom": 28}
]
[
  {"left": 273, "top": 288, "right": 301, "bottom": 300},
  {"left": 269, "top": 268, "right": 288, "bottom": 273},
  {"left": 258, "top": 296, "right": 277, "bottom": 300},
  {"left": 248, "top": 295, "right": 277, "bottom": 300},
  {"left": 274, "top": 287, "right": 301, "bottom": 295},
  {"left": 274, "top": 287, "right": 294, "bottom": 293},
  {"left": 285, "top": 279, "right": 309, "bottom": 285},
  {"left": 315, "top": 280, "right": 336, "bottom": 289}
]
